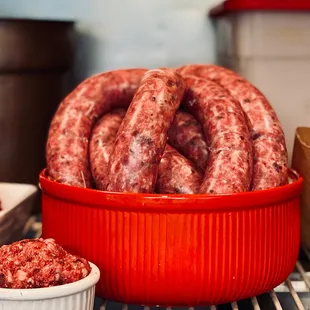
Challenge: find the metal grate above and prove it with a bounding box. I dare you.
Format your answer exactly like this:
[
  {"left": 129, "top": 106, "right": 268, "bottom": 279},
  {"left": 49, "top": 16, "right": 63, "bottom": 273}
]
[{"left": 95, "top": 248, "right": 310, "bottom": 310}]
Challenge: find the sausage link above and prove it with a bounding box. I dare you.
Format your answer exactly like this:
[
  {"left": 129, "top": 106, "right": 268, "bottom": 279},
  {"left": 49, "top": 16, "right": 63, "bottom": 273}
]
[
  {"left": 89, "top": 109, "right": 126, "bottom": 190},
  {"left": 90, "top": 110, "right": 201, "bottom": 193},
  {"left": 168, "top": 111, "right": 208, "bottom": 170},
  {"left": 46, "top": 68, "right": 147, "bottom": 188},
  {"left": 105, "top": 68, "right": 186, "bottom": 193},
  {"left": 182, "top": 76, "right": 253, "bottom": 194},
  {"left": 156, "top": 145, "right": 203, "bottom": 194},
  {"left": 177, "top": 64, "right": 288, "bottom": 190}
]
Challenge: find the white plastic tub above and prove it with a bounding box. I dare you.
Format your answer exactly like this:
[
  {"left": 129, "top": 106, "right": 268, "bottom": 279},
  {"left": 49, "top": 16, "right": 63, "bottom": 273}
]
[
  {"left": 0, "top": 262, "right": 100, "bottom": 310},
  {"left": 0, "top": 183, "right": 37, "bottom": 245},
  {"left": 209, "top": 0, "right": 310, "bottom": 163}
]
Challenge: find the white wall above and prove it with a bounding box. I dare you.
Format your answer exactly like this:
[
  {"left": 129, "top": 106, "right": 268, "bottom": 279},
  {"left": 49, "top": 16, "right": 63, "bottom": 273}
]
[{"left": 0, "top": 0, "right": 221, "bottom": 79}]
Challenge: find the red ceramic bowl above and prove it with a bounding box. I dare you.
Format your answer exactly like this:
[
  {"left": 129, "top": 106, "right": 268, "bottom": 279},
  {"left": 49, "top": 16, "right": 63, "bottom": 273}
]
[{"left": 40, "top": 168, "right": 303, "bottom": 307}]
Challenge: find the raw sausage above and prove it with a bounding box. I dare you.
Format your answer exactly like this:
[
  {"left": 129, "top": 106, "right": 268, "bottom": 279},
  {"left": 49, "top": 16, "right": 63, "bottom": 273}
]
[
  {"left": 182, "top": 75, "right": 253, "bottom": 194},
  {"left": 90, "top": 111, "right": 202, "bottom": 193},
  {"left": 105, "top": 68, "right": 186, "bottom": 193},
  {"left": 168, "top": 111, "right": 208, "bottom": 170},
  {"left": 178, "top": 64, "right": 288, "bottom": 190},
  {"left": 89, "top": 109, "right": 126, "bottom": 190},
  {"left": 46, "top": 68, "right": 147, "bottom": 188},
  {"left": 156, "top": 145, "right": 203, "bottom": 194}
]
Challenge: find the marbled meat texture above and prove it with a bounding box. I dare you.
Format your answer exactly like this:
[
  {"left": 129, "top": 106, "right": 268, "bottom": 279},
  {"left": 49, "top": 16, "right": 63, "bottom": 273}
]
[
  {"left": 90, "top": 108, "right": 201, "bottom": 194},
  {"left": 0, "top": 238, "right": 91, "bottom": 289},
  {"left": 89, "top": 108, "right": 126, "bottom": 190},
  {"left": 105, "top": 68, "right": 186, "bottom": 193},
  {"left": 178, "top": 64, "right": 288, "bottom": 190},
  {"left": 46, "top": 68, "right": 147, "bottom": 188},
  {"left": 156, "top": 144, "right": 203, "bottom": 194},
  {"left": 168, "top": 110, "right": 208, "bottom": 171},
  {"left": 182, "top": 75, "right": 253, "bottom": 194}
]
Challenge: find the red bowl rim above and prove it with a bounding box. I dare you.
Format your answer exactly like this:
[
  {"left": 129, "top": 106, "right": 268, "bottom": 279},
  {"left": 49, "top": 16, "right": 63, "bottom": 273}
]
[{"left": 39, "top": 168, "right": 303, "bottom": 212}]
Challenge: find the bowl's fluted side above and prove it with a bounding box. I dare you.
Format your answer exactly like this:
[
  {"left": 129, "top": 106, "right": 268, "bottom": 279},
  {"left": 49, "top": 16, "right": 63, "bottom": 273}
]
[{"left": 41, "top": 190, "right": 300, "bottom": 306}]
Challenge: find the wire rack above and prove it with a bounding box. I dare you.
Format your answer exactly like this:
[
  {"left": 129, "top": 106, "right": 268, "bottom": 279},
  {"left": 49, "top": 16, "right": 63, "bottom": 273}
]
[{"left": 23, "top": 216, "right": 310, "bottom": 310}]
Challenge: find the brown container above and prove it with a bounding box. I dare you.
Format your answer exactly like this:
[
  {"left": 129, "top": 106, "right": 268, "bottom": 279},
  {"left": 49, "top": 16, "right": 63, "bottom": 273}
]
[
  {"left": 292, "top": 127, "right": 310, "bottom": 249},
  {"left": 0, "top": 18, "right": 76, "bottom": 212},
  {"left": 0, "top": 18, "right": 75, "bottom": 182}
]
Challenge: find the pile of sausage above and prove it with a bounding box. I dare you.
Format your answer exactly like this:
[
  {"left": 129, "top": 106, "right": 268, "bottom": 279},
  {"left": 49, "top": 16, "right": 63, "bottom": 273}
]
[{"left": 46, "top": 64, "right": 288, "bottom": 194}]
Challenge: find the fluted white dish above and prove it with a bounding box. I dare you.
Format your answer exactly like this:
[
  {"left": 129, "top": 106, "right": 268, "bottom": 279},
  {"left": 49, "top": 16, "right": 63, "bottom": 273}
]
[{"left": 0, "top": 262, "right": 100, "bottom": 310}]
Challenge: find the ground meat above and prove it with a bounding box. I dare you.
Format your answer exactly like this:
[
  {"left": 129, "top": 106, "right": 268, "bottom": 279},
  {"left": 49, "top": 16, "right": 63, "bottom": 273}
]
[{"left": 0, "top": 238, "right": 91, "bottom": 289}]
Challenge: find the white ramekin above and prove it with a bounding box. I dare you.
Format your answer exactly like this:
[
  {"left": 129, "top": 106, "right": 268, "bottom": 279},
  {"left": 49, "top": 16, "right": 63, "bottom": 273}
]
[{"left": 0, "top": 262, "right": 100, "bottom": 310}]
